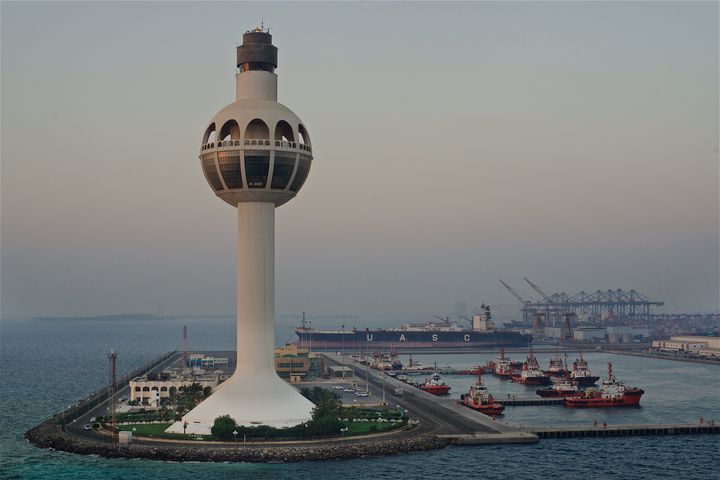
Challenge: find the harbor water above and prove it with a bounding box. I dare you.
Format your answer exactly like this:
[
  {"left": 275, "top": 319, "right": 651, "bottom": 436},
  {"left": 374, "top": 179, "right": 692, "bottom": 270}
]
[{"left": 1, "top": 317, "right": 719, "bottom": 480}]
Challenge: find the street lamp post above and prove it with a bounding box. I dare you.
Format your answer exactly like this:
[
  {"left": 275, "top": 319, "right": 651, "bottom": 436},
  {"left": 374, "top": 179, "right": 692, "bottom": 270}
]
[
  {"left": 341, "top": 325, "right": 346, "bottom": 379},
  {"left": 382, "top": 372, "right": 386, "bottom": 405},
  {"left": 233, "top": 430, "right": 238, "bottom": 450}
]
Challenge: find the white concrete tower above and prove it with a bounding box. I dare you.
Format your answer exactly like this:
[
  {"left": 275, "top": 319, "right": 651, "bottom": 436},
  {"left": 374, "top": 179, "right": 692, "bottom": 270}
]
[{"left": 167, "top": 28, "right": 315, "bottom": 435}]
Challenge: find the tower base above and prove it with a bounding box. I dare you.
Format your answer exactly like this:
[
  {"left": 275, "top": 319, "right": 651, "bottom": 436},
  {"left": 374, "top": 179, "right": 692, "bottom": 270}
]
[{"left": 165, "top": 373, "right": 315, "bottom": 435}]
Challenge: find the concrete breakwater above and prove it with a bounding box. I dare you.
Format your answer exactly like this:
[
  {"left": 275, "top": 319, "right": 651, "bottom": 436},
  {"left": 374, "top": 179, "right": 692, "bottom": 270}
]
[{"left": 25, "top": 418, "right": 451, "bottom": 463}]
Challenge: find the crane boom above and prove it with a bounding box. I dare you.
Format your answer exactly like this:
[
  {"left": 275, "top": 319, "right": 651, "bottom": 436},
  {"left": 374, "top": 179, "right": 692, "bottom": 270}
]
[
  {"left": 499, "top": 279, "right": 529, "bottom": 305},
  {"left": 523, "top": 277, "right": 552, "bottom": 301},
  {"left": 459, "top": 315, "right": 473, "bottom": 325}
]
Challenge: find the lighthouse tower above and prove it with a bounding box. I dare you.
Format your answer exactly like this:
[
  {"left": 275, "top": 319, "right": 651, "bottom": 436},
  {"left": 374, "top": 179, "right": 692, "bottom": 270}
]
[{"left": 167, "top": 28, "right": 315, "bottom": 434}]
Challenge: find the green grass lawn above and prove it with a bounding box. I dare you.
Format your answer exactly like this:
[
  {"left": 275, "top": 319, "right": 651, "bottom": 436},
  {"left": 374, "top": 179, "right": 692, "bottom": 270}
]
[
  {"left": 345, "top": 420, "right": 407, "bottom": 436},
  {"left": 117, "top": 423, "right": 173, "bottom": 436},
  {"left": 116, "top": 423, "right": 210, "bottom": 441},
  {"left": 116, "top": 420, "right": 406, "bottom": 441}
]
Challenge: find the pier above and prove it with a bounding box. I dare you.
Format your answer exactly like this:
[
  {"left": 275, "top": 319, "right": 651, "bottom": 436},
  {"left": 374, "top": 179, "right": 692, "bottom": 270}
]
[
  {"left": 326, "top": 354, "right": 539, "bottom": 445},
  {"left": 528, "top": 423, "right": 720, "bottom": 438}
]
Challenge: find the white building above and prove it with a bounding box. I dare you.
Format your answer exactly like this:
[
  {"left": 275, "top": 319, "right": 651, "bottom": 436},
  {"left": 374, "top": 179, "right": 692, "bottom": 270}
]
[
  {"left": 129, "top": 375, "right": 219, "bottom": 406},
  {"left": 652, "top": 336, "right": 720, "bottom": 358},
  {"left": 573, "top": 327, "right": 607, "bottom": 341}
]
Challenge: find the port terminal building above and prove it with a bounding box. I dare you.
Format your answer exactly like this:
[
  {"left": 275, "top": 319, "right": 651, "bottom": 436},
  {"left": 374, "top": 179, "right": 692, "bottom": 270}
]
[
  {"left": 273, "top": 344, "right": 323, "bottom": 383},
  {"left": 652, "top": 336, "right": 720, "bottom": 358}
]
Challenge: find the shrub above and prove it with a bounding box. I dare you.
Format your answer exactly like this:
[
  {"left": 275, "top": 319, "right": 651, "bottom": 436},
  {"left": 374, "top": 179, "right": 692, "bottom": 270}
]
[{"left": 210, "top": 415, "right": 237, "bottom": 441}]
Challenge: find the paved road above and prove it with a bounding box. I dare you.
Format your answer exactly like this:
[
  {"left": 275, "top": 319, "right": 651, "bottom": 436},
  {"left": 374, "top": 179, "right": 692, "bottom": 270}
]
[
  {"left": 64, "top": 352, "right": 183, "bottom": 442},
  {"left": 323, "top": 354, "right": 507, "bottom": 435}
]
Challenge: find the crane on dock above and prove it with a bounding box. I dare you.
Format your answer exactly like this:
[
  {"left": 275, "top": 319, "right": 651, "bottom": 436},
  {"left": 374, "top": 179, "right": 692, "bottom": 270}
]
[
  {"left": 523, "top": 277, "right": 574, "bottom": 343},
  {"left": 499, "top": 279, "right": 535, "bottom": 326}
]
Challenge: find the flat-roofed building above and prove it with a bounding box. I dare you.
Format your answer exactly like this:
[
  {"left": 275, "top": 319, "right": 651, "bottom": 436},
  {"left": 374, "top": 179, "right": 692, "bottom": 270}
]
[
  {"left": 274, "top": 343, "right": 323, "bottom": 382},
  {"left": 670, "top": 336, "right": 720, "bottom": 349},
  {"left": 573, "top": 327, "right": 606, "bottom": 341},
  {"left": 129, "top": 374, "right": 219, "bottom": 406}
]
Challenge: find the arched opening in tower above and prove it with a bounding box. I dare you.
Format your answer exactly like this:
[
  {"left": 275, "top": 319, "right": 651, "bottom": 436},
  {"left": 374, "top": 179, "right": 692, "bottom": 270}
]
[
  {"left": 298, "top": 124, "right": 311, "bottom": 147},
  {"left": 202, "top": 123, "right": 216, "bottom": 145},
  {"left": 219, "top": 119, "right": 241, "bottom": 141},
  {"left": 245, "top": 118, "right": 270, "bottom": 139},
  {"left": 274, "top": 120, "right": 295, "bottom": 142}
]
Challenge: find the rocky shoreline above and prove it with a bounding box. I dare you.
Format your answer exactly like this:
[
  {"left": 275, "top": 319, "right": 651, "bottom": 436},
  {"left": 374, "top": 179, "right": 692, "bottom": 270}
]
[{"left": 25, "top": 418, "right": 451, "bottom": 463}]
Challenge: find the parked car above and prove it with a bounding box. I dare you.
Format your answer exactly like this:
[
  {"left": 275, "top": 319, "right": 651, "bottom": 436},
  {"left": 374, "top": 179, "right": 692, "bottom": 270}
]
[{"left": 83, "top": 424, "right": 93, "bottom": 431}]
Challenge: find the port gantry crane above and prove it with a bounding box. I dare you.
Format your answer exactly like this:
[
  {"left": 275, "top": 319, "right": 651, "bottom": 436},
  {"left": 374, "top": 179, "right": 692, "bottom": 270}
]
[
  {"left": 498, "top": 279, "right": 539, "bottom": 327},
  {"left": 523, "top": 277, "right": 575, "bottom": 343}
]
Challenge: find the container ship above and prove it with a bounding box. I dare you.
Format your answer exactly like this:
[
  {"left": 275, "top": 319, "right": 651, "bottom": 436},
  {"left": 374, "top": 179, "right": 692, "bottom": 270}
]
[{"left": 295, "top": 306, "right": 532, "bottom": 351}]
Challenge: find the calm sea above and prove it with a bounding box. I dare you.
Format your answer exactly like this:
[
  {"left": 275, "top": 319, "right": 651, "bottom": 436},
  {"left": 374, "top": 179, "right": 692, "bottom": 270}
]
[{"left": 1, "top": 317, "right": 719, "bottom": 480}]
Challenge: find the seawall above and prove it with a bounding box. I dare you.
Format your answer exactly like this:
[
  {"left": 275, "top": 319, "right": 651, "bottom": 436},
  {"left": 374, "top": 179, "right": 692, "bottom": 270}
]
[{"left": 25, "top": 418, "right": 451, "bottom": 463}]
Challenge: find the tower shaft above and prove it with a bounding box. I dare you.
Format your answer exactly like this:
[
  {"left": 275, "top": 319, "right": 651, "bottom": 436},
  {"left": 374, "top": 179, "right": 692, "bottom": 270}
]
[{"left": 236, "top": 202, "right": 275, "bottom": 373}]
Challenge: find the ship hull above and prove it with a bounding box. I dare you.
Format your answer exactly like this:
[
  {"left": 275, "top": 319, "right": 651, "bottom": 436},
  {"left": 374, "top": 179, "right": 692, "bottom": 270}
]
[
  {"left": 572, "top": 376, "right": 601, "bottom": 386},
  {"left": 462, "top": 401, "right": 505, "bottom": 415},
  {"left": 511, "top": 375, "right": 552, "bottom": 385},
  {"left": 564, "top": 390, "right": 644, "bottom": 407},
  {"left": 295, "top": 329, "right": 532, "bottom": 351},
  {"left": 536, "top": 388, "right": 579, "bottom": 398},
  {"left": 420, "top": 385, "right": 450, "bottom": 395}
]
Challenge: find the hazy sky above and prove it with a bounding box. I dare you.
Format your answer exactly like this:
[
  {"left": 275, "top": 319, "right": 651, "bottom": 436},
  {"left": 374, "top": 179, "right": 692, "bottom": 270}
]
[{"left": 2, "top": 1, "right": 718, "bottom": 319}]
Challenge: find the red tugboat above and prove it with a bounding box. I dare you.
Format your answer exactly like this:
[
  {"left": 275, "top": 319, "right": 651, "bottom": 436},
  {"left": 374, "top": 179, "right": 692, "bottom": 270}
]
[
  {"left": 568, "top": 352, "right": 600, "bottom": 386},
  {"left": 461, "top": 371, "right": 505, "bottom": 415},
  {"left": 536, "top": 379, "right": 580, "bottom": 397},
  {"left": 494, "top": 348, "right": 515, "bottom": 378},
  {"left": 511, "top": 349, "right": 551, "bottom": 385},
  {"left": 565, "top": 363, "right": 644, "bottom": 407},
  {"left": 544, "top": 352, "right": 570, "bottom": 378},
  {"left": 420, "top": 372, "right": 451, "bottom": 395}
]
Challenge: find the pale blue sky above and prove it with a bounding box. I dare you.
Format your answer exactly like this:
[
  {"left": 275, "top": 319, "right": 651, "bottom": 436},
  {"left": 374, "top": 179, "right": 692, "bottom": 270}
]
[{"left": 2, "top": 1, "right": 718, "bottom": 319}]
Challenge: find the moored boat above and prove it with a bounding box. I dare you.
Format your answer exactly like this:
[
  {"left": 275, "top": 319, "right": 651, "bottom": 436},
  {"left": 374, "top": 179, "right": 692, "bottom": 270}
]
[
  {"left": 511, "top": 349, "right": 551, "bottom": 385},
  {"left": 564, "top": 363, "right": 644, "bottom": 407},
  {"left": 568, "top": 352, "right": 600, "bottom": 386},
  {"left": 403, "top": 355, "right": 426, "bottom": 372},
  {"left": 544, "top": 352, "right": 569, "bottom": 377},
  {"left": 419, "top": 372, "right": 451, "bottom": 395},
  {"left": 536, "top": 379, "right": 580, "bottom": 397},
  {"left": 493, "top": 348, "right": 515, "bottom": 378},
  {"left": 461, "top": 371, "right": 505, "bottom": 415}
]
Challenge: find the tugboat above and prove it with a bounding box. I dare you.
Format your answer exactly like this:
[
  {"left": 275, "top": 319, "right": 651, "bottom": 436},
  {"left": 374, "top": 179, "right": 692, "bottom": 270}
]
[
  {"left": 536, "top": 379, "right": 580, "bottom": 397},
  {"left": 511, "top": 349, "right": 551, "bottom": 385},
  {"left": 544, "top": 352, "right": 569, "bottom": 377},
  {"left": 565, "top": 363, "right": 644, "bottom": 407},
  {"left": 419, "top": 372, "right": 451, "bottom": 395},
  {"left": 389, "top": 349, "right": 403, "bottom": 370},
  {"left": 403, "top": 354, "right": 426, "bottom": 372},
  {"left": 494, "top": 348, "right": 515, "bottom": 378},
  {"left": 372, "top": 351, "right": 402, "bottom": 371},
  {"left": 568, "top": 352, "right": 600, "bottom": 386},
  {"left": 461, "top": 371, "right": 505, "bottom": 415}
]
